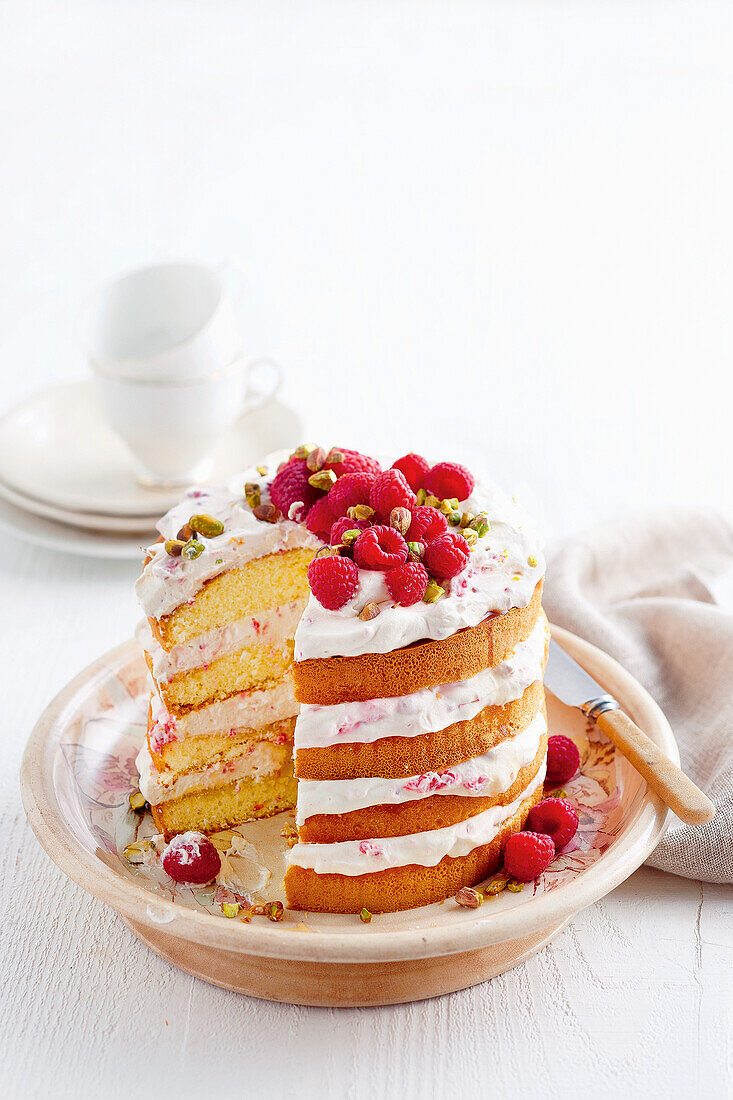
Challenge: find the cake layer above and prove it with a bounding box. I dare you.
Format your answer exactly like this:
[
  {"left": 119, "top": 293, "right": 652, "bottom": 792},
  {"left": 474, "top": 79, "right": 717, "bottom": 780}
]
[
  {"left": 297, "top": 724, "right": 548, "bottom": 842},
  {"left": 294, "top": 612, "right": 548, "bottom": 753},
  {"left": 137, "top": 599, "right": 306, "bottom": 682},
  {"left": 295, "top": 679, "right": 544, "bottom": 780},
  {"left": 137, "top": 737, "right": 292, "bottom": 806},
  {"left": 149, "top": 718, "right": 295, "bottom": 775},
  {"left": 150, "top": 767, "right": 297, "bottom": 841},
  {"left": 284, "top": 773, "right": 544, "bottom": 913},
  {"left": 293, "top": 580, "right": 543, "bottom": 705},
  {"left": 152, "top": 546, "right": 315, "bottom": 648},
  {"left": 146, "top": 638, "right": 294, "bottom": 709}
]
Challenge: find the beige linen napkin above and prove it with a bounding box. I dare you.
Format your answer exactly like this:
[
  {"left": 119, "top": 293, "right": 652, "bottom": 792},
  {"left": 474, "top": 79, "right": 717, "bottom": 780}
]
[{"left": 543, "top": 509, "right": 733, "bottom": 884}]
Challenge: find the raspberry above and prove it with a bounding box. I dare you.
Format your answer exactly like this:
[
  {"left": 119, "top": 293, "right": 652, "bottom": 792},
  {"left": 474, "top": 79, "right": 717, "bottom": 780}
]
[
  {"left": 324, "top": 448, "right": 382, "bottom": 478},
  {"left": 386, "top": 562, "right": 429, "bottom": 606},
  {"left": 503, "top": 831, "right": 555, "bottom": 882},
  {"left": 546, "top": 735, "right": 580, "bottom": 785},
  {"left": 423, "top": 531, "right": 470, "bottom": 579},
  {"left": 391, "top": 453, "right": 430, "bottom": 492},
  {"left": 354, "top": 525, "right": 408, "bottom": 571},
  {"left": 369, "top": 469, "right": 416, "bottom": 521},
  {"left": 162, "top": 831, "right": 222, "bottom": 885},
  {"left": 406, "top": 505, "right": 448, "bottom": 543},
  {"left": 304, "top": 496, "right": 336, "bottom": 541},
  {"left": 526, "top": 798, "right": 579, "bottom": 852},
  {"left": 327, "top": 472, "right": 376, "bottom": 517},
  {"left": 269, "top": 458, "right": 320, "bottom": 520},
  {"left": 330, "top": 516, "right": 369, "bottom": 545},
  {"left": 424, "top": 461, "right": 475, "bottom": 502},
  {"left": 307, "top": 555, "right": 359, "bottom": 610}
]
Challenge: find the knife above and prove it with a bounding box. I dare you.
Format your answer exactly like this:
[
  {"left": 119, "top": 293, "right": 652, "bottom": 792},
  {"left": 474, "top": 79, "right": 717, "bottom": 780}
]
[{"left": 545, "top": 639, "right": 715, "bottom": 826}]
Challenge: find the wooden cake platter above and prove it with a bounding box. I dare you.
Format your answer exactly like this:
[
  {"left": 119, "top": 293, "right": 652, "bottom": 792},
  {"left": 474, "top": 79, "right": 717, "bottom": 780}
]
[{"left": 20, "top": 625, "right": 674, "bottom": 1006}]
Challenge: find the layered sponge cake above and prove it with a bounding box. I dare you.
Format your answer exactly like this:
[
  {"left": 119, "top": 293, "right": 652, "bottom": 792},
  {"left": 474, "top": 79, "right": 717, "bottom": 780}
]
[{"left": 135, "top": 446, "right": 547, "bottom": 912}]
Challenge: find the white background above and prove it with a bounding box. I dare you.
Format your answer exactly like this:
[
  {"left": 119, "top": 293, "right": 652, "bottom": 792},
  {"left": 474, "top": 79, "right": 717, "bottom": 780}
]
[{"left": 0, "top": 3, "right": 731, "bottom": 1098}]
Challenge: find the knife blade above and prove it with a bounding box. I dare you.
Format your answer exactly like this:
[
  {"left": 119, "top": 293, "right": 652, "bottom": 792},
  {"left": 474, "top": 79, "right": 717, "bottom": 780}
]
[{"left": 544, "top": 639, "right": 715, "bottom": 826}]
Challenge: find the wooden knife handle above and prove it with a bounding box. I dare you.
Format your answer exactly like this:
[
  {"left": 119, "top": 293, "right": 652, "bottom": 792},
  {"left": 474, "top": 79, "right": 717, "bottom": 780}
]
[{"left": 596, "top": 709, "right": 715, "bottom": 825}]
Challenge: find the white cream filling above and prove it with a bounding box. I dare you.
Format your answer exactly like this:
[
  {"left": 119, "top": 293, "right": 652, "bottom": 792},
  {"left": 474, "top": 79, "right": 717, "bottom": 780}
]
[
  {"left": 148, "top": 677, "right": 298, "bottom": 752},
  {"left": 135, "top": 450, "right": 321, "bottom": 620},
  {"left": 294, "top": 614, "right": 548, "bottom": 751},
  {"left": 287, "top": 763, "right": 546, "bottom": 875},
  {"left": 137, "top": 599, "right": 306, "bottom": 682},
  {"left": 136, "top": 739, "right": 289, "bottom": 806},
  {"left": 295, "top": 710, "right": 546, "bottom": 823}
]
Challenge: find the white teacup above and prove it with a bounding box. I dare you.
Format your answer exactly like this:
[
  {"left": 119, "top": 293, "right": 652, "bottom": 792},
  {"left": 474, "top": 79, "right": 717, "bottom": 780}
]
[{"left": 80, "top": 261, "right": 282, "bottom": 486}]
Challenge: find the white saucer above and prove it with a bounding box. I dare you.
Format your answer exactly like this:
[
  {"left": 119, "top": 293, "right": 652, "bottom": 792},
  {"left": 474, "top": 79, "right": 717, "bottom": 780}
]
[
  {"left": 0, "top": 479, "right": 159, "bottom": 535},
  {"left": 0, "top": 382, "right": 305, "bottom": 518},
  {"left": 0, "top": 493, "right": 147, "bottom": 560}
]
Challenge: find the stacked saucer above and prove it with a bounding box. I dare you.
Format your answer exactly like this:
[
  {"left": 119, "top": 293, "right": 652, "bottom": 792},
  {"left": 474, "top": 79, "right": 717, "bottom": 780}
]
[{"left": 0, "top": 381, "right": 305, "bottom": 560}]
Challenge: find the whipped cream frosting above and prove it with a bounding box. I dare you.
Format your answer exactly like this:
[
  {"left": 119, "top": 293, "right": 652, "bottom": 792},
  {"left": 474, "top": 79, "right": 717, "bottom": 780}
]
[
  {"left": 294, "top": 479, "right": 544, "bottom": 660},
  {"left": 135, "top": 450, "right": 321, "bottom": 621},
  {"left": 148, "top": 677, "right": 298, "bottom": 752},
  {"left": 137, "top": 599, "right": 306, "bottom": 682},
  {"left": 287, "top": 763, "right": 546, "bottom": 875},
  {"left": 136, "top": 738, "right": 290, "bottom": 806},
  {"left": 294, "top": 613, "right": 548, "bottom": 751},
  {"left": 295, "top": 710, "right": 545, "bottom": 823}
]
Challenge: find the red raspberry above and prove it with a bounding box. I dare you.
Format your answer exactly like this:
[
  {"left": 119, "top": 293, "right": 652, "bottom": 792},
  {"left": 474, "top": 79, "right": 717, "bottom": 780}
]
[
  {"left": 369, "top": 468, "right": 416, "bottom": 521},
  {"left": 162, "top": 831, "right": 222, "bottom": 885},
  {"left": 329, "top": 516, "right": 369, "bottom": 545},
  {"left": 327, "top": 472, "right": 376, "bottom": 517},
  {"left": 386, "top": 562, "right": 429, "bottom": 606},
  {"left": 354, "top": 525, "right": 408, "bottom": 571},
  {"left": 269, "top": 458, "right": 320, "bottom": 520},
  {"left": 503, "top": 830, "right": 555, "bottom": 882},
  {"left": 324, "top": 448, "right": 382, "bottom": 478},
  {"left": 406, "top": 505, "right": 448, "bottom": 543},
  {"left": 307, "top": 555, "right": 359, "bottom": 610},
  {"left": 304, "top": 496, "right": 336, "bottom": 541},
  {"left": 546, "top": 735, "right": 580, "bottom": 785},
  {"left": 391, "top": 453, "right": 430, "bottom": 492},
  {"left": 424, "top": 461, "right": 475, "bottom": 501},
  {"left": 423, "top": 531, "right": 470, "bottom": 579},
  {"left": 526, "top": 798, "right": 579, "bottom": 852}
]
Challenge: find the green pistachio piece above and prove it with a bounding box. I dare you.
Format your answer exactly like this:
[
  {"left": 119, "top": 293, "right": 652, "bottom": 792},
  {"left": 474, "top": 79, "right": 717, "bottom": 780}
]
[{"left": 189, "top": 514, "right": 224, "bottom": 538}]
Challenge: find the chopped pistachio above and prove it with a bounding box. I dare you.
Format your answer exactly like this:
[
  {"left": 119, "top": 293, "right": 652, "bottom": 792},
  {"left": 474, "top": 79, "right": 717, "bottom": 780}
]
[
  {"left": 325, "top": 447, "right": 344, "bottom": 466},
  {"left": 348, "top": 504, "right": 375, "bottom": 522},
  {"left": 415, "top": 488, "right": 427, "bottom": 506},
  {"left": 460, "top": 511, "right": 475, "bottom": 529},
  {"left": 181, "top": 538, "right": 204, "bottom": 560},
  {"left": 389, "top": 506, "right": 411, "bottom": 535},
  {"left": 425, "top": 494, "right": 440, "bottom": 509},
  {"left": 406, "top": 540, "right": 424, "bottom": 558},
  {"left": 461, "top": 528, "right": 478, "bottom": 549},
  {"left": 358, "top": 601, "right": 381, "bottom": 621},
  {"left": 292, "top": 443, "right": 317, "bottom": 460},
  {"left": 447, "top": 510, "right": 462, "bottom": 526},
  {"left": 266, "top": 901, "right": 284, "bottom": 922},
  {"left": 189, "top": 513, "right": 224, "bottom": 538},
  {"left": 177, "top": 523, "right": 194, "bottom": 542},
  {"left": 455, "top": 886, "right": 483, "bottom": 909},
  {"left": 484, "top": 876, "right": 509, "bottom": 896},
  {"left": 506, "top": 881, "right": 524, "bottom": 893},
  {"left": 256, "top": 465, "right": 268, "bottom": 477},
  {"left": 308, "top": 469, "right": 337, "bottom": 491},
  {"left": 128, "top": 790, "right": 147, "bottom": 813},
  {"left": 306, "top": 446, "right": 327, "bottom": 473},
  {"left": 550, "top": 788, "right": 568, "bottom": 799},
  {"left": 164, "top": 538, "right": 186, "bottom": 557},
  {"left": 222, "top": 901, "right": 241, "bottom": 918},
  {"left": 253, "top": 503, "right": 280, "bottom": 523},
  {"left": 340, "top": 528, "right": 361, "bottom": 547},
  {"left": 423, "top": 578, "right": 445, "bottom": 604},
  {"left": 360, "top": 908, "right": 373, "bottom": 924},
  {"left": 528, "top": 555, "right": 537, "bottom": 568},
  {"left": 244, "top": 482, "right": 262, "bottom": 509},
  {"left": 122, "top": 840, "right": 154, "bottom": 864},
  {"left": 438, "top": 497, "right": 460, "bottom": 515}
]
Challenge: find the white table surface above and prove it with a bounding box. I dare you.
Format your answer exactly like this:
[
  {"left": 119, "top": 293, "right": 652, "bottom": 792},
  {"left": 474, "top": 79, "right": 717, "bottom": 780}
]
[{"left": 1, "top": 3, "right": 731, "bottom": 1097}]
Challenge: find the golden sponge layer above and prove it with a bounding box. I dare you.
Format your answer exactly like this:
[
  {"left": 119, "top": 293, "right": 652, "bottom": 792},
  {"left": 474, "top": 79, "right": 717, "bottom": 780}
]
[
  {"left": 154, "top": 548, "right": 315, "bottom": 647},
  {"left": 149, "top": 716, "right": 295, "bottom": 774},
  {"left": 154, "top": 639, "right": 294, "bottom": 709},
  {"left": 151, "top": 764, "right": 297, "bottom": 841}
]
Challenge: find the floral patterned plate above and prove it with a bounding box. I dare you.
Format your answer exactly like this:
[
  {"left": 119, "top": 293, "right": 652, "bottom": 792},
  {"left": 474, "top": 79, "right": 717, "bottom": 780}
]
[{"left": 21, "top": 626, "right": 675, "bottom": 1005}]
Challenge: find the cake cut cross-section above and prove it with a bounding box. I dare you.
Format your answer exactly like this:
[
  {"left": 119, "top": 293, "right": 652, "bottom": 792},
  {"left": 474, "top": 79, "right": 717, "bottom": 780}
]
[{"left": 135, "top": 446, "right": 548, "bottom": 913}]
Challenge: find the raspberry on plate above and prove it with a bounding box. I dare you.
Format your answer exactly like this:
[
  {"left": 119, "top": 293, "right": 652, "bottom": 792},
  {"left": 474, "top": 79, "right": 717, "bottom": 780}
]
[
  {"left": 354, "top": 525, "right": 409, "bottom": 571},
  {"left": 424, "top": 461, "right": 475, "bottom": 502},
  {"left": 503, "top": 831, "right": 555, "bottom": 882},
  {"left": 546, "top": 734, "right": 580, "bottom": 784},
  {"left": 162, "top": 831, "right": 222, "bottom": 885},
  {"left": 406, "top": 505, "right": 448, "bottom": 543},
  {"left": 526, "top": 797, "right": 579, "bottom": 852},
  {"left": 423, "top": 530, "right": 470, "bottom": 579},
  {"left": 369, "top": 469, "right": 416, "bottom": 521},
  {"left": 327, "top": 472, "right": 376, "bottom": 517},
  {"left": 305, "top": 496, "right": 336, "bottom": 541},
  {"left": 269, "top": 458, "right": 321, "bottom": 520},
  {"left": 324, "top": 448, "right": 382, "bottom": 478},
  {"left": 307, "top": 554, "right": 359, "bottom": 610},
  {"left": 386, "top": 562, "right": 429, "bottom": 606},
  {"left": 330, "top": 515, "right": 369, "bottom": 546},
  {"left": 391, "top": 453, "right": 430, "bottom": 492}
]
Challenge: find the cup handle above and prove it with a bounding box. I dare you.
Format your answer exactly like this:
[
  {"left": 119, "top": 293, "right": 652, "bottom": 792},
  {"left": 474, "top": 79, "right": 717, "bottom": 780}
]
[{"left": 241, "top": 357, "right": 283, "bottom": 415}]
